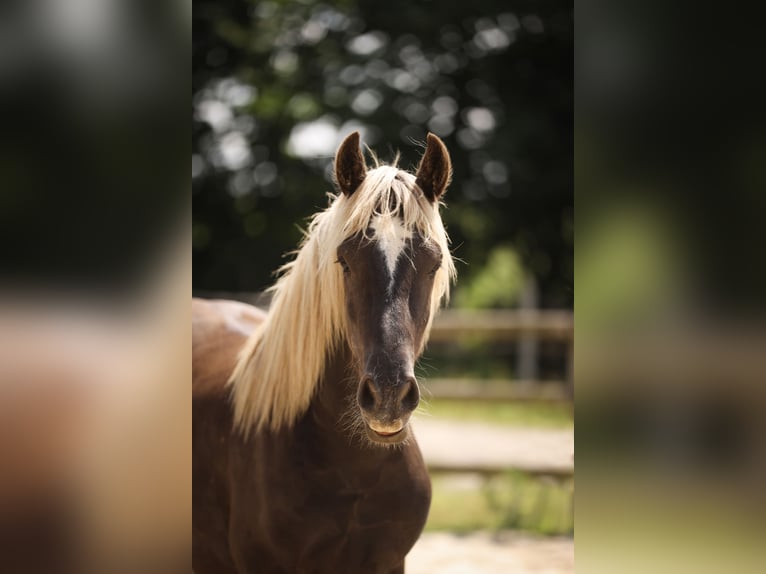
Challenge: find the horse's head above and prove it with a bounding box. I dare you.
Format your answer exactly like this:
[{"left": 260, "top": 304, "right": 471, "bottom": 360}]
[{"left": 334, "top": 132, "right": 452, "bottom": 445}]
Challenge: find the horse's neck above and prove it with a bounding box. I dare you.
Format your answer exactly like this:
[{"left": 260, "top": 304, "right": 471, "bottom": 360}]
[{"left": 308, "top": 342, "right": 356, "bottom": 435}]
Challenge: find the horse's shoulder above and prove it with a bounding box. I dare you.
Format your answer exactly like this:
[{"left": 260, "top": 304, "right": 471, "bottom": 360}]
[{"left": 192, "top": 298, "right": 266, "bottom": 397}]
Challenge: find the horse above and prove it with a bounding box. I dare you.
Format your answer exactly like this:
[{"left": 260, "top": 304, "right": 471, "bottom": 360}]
[{"left": 192, "top": 131, "right": 456, "bottom": 573}]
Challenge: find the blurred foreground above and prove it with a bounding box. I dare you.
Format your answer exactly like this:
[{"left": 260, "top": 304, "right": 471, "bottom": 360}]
[
  {"left": 0, "top": 233, "right": 191, "bottom": 573},
  {"left": 0, "top": 2, "right": 189, "bottom": 570}
]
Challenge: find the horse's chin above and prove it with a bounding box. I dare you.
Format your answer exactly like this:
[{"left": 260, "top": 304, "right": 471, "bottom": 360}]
[{"left": 364, "top": 423, "right": 410, "bottom": 446}]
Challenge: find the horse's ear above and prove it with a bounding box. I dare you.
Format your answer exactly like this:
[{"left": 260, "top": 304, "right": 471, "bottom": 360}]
[
  {"left": 334, "top": 131, "right": 367, "bottom": 196},
  {"left": 415, "top": 133, "right": 452, "bottom": 202}
]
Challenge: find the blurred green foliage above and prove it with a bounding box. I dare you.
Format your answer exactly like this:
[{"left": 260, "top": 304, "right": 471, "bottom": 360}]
[
  {"left": 193, "top": 0, "right": 572, "bottom": 308},
  {"left": 455, "top": 244, "right": 525, "bottom": 308},
  {"left": 577, "top": 201, "right": 685, "bottom": 330},
  {"left": 428, "top": 473, "right": 573, "bottom": 534}
]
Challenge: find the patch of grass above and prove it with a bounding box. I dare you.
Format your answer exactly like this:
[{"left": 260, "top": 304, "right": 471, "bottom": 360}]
[
  {"left": 426, "top": 472, "right": 573, "bottom": 535},
  {"left": 418, "top": 399, "right": 573, "bottom": 428}
]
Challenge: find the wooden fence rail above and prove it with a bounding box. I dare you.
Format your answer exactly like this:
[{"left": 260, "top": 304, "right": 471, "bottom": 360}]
[
  {"left": 429, "top": 309, "right": 574, "bottom": 342},
  {"left": 429, "top": 309, "right": 574, "bottom": 399}
]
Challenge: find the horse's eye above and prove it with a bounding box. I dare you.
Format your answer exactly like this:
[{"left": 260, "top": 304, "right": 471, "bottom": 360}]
[
  {"left": 337, "top": 257, "right": 350, "bottom": 274},
  {"left": 428, "top": 262, "right": 441, "bottom": 277}
]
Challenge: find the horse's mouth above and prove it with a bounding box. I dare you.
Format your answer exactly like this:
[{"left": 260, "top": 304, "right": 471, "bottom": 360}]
[{"left": 365, "top": 423, "right": 409, "bottom": 445}]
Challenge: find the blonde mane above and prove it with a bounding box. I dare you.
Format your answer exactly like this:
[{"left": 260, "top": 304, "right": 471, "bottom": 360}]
[{"left": 228, "top": 165, "right": 456, "bottom": 434}]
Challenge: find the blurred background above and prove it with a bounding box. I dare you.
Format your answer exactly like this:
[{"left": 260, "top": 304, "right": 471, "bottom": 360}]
[
  {"left": 193, "top": 1, "right": 573, "bottom": 572},
  {"left": 576, "top": 1, "right": 766, "bottom": 573}
]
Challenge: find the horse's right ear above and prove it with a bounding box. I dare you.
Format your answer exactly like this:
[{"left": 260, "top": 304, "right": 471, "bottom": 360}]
[
  {"left": 334, "top": 131, "right": 367, "bottom": 196},
  {"left": 415, "top": 133, "right": 452, "bottom": 202}
]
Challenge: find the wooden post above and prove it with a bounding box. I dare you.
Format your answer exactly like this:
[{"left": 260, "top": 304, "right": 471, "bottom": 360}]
[{"left": 517, "top": 275, "right": 539, "bottom": 382}]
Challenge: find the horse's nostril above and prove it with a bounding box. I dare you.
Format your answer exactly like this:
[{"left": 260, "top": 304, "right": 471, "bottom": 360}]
[
  {"left": 399, "top": 377, "right": 420, "bottom": 410},
  {"left": 358, "top": 377, "right": 379, "bottom": 411}
]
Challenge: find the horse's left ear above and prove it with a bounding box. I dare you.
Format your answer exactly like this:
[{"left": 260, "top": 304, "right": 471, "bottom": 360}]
[
  {"left": 415, "top": 133, "right": 452, "bottom": 202},
  {"left": 335, "top": 131, "right": 367, "bottom": 196}
]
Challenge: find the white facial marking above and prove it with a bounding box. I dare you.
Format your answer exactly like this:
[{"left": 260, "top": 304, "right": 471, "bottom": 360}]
[{"left": 370, "top": 214, "right": 411, "bottom": 288}]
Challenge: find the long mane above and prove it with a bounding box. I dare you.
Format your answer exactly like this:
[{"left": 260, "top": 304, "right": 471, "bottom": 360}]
[{"left": 228, "top": 165, "right": 455, "bottom": 434}]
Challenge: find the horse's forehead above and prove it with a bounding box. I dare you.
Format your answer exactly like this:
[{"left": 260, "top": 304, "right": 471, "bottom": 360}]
[{"left": 369, "top": 214, "right": 411, "bottom": 278}]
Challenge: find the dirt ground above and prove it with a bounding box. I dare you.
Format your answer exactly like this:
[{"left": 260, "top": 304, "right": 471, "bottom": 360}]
[
  {"left": 408, "top": 531, "right": 574, "bottom": 574},
  {"left": 412, "top": 417, "right": 574, "bottom": 473}
]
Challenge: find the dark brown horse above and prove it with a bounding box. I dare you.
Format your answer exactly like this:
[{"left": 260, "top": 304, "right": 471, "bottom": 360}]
[{"left": 193, "top": 132, "right": 455, "bottom": 573}]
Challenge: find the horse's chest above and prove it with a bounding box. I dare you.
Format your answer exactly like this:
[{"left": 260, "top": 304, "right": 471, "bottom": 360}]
[
  {"left": 260, "top": 463, "right": 430, "bottom": 571},
  {"left": 292, "top": 485, "right": 429, "bottom": 570}
]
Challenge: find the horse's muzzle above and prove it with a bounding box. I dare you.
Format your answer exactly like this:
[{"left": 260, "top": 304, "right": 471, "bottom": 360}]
[{"left": 357, "top": 374, "right": 419, "bottom": 444}]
